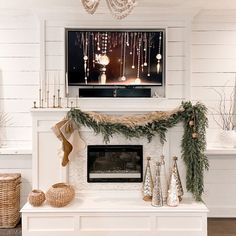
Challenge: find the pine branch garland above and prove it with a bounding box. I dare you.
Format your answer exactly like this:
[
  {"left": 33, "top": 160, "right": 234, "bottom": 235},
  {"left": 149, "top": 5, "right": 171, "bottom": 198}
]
[
  {"left": 67, "top": 101, "right": 209, "bottom": 201},
  {"left": 181, "top": 101, "right": 209, "bottom": 201}
]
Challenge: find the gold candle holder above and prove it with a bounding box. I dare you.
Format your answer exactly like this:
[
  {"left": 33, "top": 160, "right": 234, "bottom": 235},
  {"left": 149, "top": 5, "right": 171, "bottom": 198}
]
[
  {"left": 53, "top": 95, "right": 56, "bottom": 108},
  {"left": 70, "top": 101, "right": 74, "bottom": 108},
  {"left": 33, "top": 101, "right": 37, "bottom": 108},
  {"left": 47, "top": 91, "right": 49, "bottom": 108},
  {"left": 39, "top": 89, "right": 42, "bottom": 108},
  {"left": 41, "top": 99, "right": 44, "bottom": 108},
  {"left": 57, "top": 89, "right": 60, "bottom": 108},
  {"left": 66, "top": 93, "right": 69, "bottom": 108},
  {"left": 58, "top": 97, "right": 62, "bottom": 108}
]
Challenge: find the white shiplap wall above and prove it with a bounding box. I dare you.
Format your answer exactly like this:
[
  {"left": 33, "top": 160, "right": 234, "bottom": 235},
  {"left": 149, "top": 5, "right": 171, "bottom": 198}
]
[
  {"left": 192, "top": 10, "right": 236, "bottom": 142},
  {"left": 0, "top": 12, "right": 38, "bottom": 207},
  {"left": 192, "top": 10, "right": 236, "bottom": 217},
  {"left": 0, "top": 13, "right": 40, "bottom": 148}
]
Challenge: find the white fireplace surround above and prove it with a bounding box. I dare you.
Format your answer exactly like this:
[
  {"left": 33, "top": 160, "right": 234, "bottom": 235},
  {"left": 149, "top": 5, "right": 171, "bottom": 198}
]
[
  {"left": 21, "top": 98, "right": 208, "bottom": 236},
  {"left": 31, "top": 98, "right": 185, "bottom": 193}
]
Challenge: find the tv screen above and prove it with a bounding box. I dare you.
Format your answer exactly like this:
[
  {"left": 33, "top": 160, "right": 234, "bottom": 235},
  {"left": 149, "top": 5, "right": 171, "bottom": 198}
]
[{"left": 66, "top": 29, "right": 165, "bottom": 86}]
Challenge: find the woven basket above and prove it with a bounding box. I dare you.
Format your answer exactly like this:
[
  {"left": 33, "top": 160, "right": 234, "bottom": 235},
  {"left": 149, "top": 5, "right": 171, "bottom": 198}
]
[
  {"left": 0, "top": 173, "right": 21, "bottom": 228},
  {"left": 46, "top": 183, "right": 75, "bottom": 207},
  {"left": 28, "top": 189, "right": 45, "bottom": 207}
]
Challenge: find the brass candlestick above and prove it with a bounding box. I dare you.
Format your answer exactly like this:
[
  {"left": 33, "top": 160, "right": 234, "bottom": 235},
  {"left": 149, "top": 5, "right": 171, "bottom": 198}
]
[
  {"left": 53, "top": 95, "right": 56, "bottom": 108},
  {"left": 57, "top": 89, "right": 60, "bottom": 108},
  {"left": 66, "top": 93, "right": 69, "bottom": 108},
  {"left": 70, "top": 101, "right": 74, "bottom": 108},
  {"left": 41, "top": 99, "right": 44, "bottom": 108},
  {"left": 58, "top": 97, "right": 62, "bottom": 108},
  {"left": 39, "top": 89, "right": 42, "bottom": 108},
  {"left": 33, "top": 101, "right": 37, "bottom": 108},
  {"left": 46, "top": 91, "right": 49, "bottom": 108}
]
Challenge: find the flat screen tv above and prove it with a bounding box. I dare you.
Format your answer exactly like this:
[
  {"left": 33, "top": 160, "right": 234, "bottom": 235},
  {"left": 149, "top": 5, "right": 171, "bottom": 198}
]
[{"left": 66, "top": 29, "right": 165, "bottom": 87}]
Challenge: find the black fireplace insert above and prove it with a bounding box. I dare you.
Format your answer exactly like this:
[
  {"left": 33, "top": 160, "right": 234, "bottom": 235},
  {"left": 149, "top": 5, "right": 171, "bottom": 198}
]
[{"left": 87, "top": 145, "right": 143, "bottom": 183}]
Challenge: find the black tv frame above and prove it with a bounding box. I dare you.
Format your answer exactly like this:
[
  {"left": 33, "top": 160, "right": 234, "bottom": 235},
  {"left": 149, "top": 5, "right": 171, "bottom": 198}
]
[{"left": 65, "top": 28, "right": 166, "bottom": 89}]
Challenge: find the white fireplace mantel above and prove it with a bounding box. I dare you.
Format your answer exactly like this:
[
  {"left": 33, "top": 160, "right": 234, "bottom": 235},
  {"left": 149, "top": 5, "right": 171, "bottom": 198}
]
[
  {"left": 30, "top": 98, "right": 179, "bottom": 191},
  {"left": 32, "top": 97, "right": 181, "bottom": 113},
  {"left": 21, "top": 99, "right": 208, "bottom": 236}
]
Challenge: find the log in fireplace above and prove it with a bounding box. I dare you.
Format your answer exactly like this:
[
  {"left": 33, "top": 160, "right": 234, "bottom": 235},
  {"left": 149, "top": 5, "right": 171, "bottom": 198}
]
[{"left": 87, "top": 145, "right": 143, "bottom": 183}]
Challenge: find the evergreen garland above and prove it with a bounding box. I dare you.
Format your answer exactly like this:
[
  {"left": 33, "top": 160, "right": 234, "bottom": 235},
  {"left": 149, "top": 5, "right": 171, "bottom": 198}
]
[
  {"left": 181, "top": 101, "right": 209, "bottom": 201},
  {"left": 67, "top": 101, "right": 209, "bottom": 201}
]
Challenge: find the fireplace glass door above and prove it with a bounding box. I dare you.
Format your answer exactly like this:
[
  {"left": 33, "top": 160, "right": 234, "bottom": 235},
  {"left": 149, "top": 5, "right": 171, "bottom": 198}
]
[{"left": 87, "top": 145, "right": 143, "bottom": 182}]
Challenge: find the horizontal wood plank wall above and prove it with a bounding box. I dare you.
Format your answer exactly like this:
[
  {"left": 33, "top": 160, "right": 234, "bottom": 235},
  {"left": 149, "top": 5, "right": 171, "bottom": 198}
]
[
  {"left": 192, "top": 10, "right": 236, "bottom": 217},
  {"left": 192, "top": 10, "right": 236, "bottom": 143},
  {"left": 0, "top": 14, "right": 40, "bottom": 148}
]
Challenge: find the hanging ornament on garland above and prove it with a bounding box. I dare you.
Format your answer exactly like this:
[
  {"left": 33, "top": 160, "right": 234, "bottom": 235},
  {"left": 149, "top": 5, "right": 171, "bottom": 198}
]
[
  {"left": 190, "top": 110, "right": 198, "bottom": 139},
  {"left": 143, "top": 156, "right": 154, "bottom": 201},
  {"left": 189, "top": 120, "right": 194, "bottom": 127}
]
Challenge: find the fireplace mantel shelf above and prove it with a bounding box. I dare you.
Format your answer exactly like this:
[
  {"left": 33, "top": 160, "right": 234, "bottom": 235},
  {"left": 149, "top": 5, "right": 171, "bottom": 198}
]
[
  {"left": 31, "top": 97, "right": 180, "bottom": 112},
  {"left": 23, "top": 102, "right": 208, "bottom": 236},
  {"left": 21, "top": 197, "right": 207, "bottom": 213}
]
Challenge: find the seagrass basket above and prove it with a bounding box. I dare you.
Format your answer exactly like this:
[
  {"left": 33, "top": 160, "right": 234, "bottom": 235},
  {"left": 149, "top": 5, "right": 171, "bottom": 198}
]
[
  {"left": 28, "top": 189, "right": 45, "bottom": 207},
  {"left": 0, "top": 173, "right": 21, "bottom": 228},
  {"left": 46, "top": 183, "right": 75, "bottom": 207}
]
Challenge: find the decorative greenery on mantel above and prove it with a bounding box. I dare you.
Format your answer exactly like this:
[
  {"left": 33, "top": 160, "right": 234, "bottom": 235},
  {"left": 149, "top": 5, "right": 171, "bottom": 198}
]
[{"left": 67, "top": 101, "right": 209, "bottom": 201}]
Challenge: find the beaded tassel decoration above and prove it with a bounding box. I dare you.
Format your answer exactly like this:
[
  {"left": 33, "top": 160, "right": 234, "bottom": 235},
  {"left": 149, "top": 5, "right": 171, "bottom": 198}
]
[
  {"left": 151, "top": 162, "right": 163, "bottom": 207},
  {"left": 81, "top": 0, "right": 100, "bottom": 14},
  {"left": 172, "top": 156, "right": 184, "bottom": 201},
  {"left": 160, "top": 155, "right": 168, "bottom": 204},
  {"left": 106, "top": 0, "right": 136, "bottom": 20},
  {"left": 143, "top": 156, "right": 153, "bottom": 201},
  {"left": 167, "top": 169, "right": 179, "bottom": 207}
]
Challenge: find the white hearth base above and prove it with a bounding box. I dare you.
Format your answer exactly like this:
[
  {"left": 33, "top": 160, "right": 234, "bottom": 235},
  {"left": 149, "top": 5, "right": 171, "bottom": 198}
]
[{"left": 21, "top": 194, "right": 208, "bottom": 236}]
